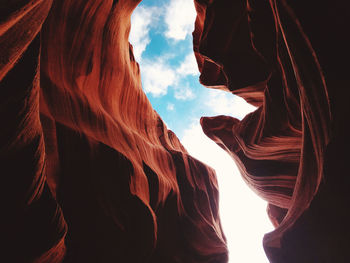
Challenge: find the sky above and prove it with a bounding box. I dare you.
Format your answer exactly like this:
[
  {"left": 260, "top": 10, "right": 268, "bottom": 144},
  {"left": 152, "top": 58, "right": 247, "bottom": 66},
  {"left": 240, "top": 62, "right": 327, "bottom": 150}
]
[{"left": 129, "top": 0, "right": 274, "bottom": 262}]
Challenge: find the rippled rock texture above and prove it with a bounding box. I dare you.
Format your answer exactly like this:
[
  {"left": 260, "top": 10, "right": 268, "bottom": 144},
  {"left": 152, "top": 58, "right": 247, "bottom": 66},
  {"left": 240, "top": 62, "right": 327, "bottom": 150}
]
[
  {"left": 194, "top": 0, "right": 349, "bottom": 262},
  {"left": 0, "top": 1, "right": 227, "bottom": 262},
  {"left": 2, "top": 0, "right": 349, "bottom": 262}
]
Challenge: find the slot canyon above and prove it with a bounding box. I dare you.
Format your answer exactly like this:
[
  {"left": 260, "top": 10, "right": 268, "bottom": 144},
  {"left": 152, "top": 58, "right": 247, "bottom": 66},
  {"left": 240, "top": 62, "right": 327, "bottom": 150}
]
[{"left": 0, "top": 0, "right": 349, "bottom": 262}]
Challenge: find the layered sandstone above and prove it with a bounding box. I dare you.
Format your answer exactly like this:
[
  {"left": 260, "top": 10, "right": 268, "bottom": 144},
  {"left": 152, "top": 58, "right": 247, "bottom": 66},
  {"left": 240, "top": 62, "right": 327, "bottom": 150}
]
[
  {"left": 2, "top": 0, "right": 348, "bottom": 262},
  {"left": 0, "top": 1, "right": 227, "bottom": 262},
  {"left": 194, "top": 0, "right": 349, "bottom": 262}
]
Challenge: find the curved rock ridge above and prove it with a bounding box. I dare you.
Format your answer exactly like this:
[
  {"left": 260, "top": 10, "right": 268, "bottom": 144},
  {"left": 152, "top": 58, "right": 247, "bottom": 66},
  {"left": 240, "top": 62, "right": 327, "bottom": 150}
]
[
  {"left": 194, "top": 0, "right": 349, "bottom": 262},
  {"left": 0, "top": 0, "right": 227, "bottom": 262}
]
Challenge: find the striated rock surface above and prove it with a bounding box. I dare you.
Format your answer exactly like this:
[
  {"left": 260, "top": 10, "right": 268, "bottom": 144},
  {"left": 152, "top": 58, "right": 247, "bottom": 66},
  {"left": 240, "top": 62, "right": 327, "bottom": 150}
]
[
  {"left": 194, "top": 0, "right": 350, "bottom": 262},
  {"left": 3, "top": 0, "right": 349, "bottom": 262},
  {"left": 0, "top": 0, "right": 227, "bottom": 262}
]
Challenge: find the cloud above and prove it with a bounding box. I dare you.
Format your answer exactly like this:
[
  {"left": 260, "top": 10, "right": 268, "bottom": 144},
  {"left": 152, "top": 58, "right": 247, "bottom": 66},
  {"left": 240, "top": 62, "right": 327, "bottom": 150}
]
[
  {"left": 205, "top": 89, "right": 257, "bottom": 120},
  {"left": 167, "top": 103, "right": 175, "bottom": 111},
  {"left": 174, "top": 83, "right": 195, "bottom": 100},
  {"left": 140, "top": 52, "right": 198, "bottom": 99},
  {"left": 130, "top": 6, "right": 159, "bottom": 61},
  {"left": 164, "top": 0, "right": 197, "bottom": 40},
  {"left": 176, "top": 53, "right": 199, "bottom": 76},
  {"left": 130, "top": 1, "right": 198, "bottom": 99},
  {"left": 140, "top": 58, "right": 176, "bottom": 97}
]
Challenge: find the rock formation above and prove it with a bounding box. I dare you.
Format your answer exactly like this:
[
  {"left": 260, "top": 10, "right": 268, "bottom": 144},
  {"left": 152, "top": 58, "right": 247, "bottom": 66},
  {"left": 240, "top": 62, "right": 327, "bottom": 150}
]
[
  {"left": 0, "top": 0, "right": 227, "bottom": 262},
  {"left": 2, "top": 0, "right": 349, "bottom": 262},
  {"left": 194, "top": 0, "right": 350, "bottom": 262}
]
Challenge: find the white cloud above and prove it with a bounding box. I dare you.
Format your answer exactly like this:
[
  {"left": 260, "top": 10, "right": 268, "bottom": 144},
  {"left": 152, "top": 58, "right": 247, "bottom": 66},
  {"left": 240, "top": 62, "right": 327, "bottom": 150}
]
[
  {"left": 167, "top": 103, "right": 175, "bottom": 111},
  {"left": 140, "top": 53, "right": 198, "bottom": 99},
  {"left": 130, "top": 6, "right": 159, "bottom": 61},
  {"left": 181, "top": 122, "right": 273, "bottom": 263},
  {"left": 141, "top": 58, "right": 176, "bottom": 97},
  {"left": 130, "top": 1, "right": 198, "bottom": 99},
  {"left": 177, "top": 53, "right": 199, "bottom": 76},
  {"left": 172, "top": 53, "right": 198, "bottom": 100},
  {"left": 205, "top": 89, "right": 257, "bottom": 120},
  {"left": 174, "top": 83, "right": 195, "bottom": 100},
  {"left": 164, "top": 0, "right": 197, "bottom": 40}
]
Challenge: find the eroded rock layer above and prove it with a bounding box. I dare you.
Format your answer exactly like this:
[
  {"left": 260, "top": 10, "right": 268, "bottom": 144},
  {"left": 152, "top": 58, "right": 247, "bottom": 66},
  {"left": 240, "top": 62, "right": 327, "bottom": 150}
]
[
  {"left": 0, "top": 1, "right": 227, "bottom": 262},
  {"left": 194, "top": 0, "right": 349, "bottom": 262}
]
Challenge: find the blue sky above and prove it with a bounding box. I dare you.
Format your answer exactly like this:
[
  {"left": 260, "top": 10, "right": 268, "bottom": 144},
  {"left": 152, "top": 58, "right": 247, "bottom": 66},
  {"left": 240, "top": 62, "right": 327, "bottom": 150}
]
[{"left": 130, "top": 0, "right": 273, "bottom": 262}]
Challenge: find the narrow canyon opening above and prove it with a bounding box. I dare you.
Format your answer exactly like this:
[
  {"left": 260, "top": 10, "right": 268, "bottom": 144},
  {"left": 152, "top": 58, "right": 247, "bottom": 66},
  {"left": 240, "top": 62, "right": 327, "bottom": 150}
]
[{"left": 129, "top": 0, "right": 274, "bottom": 262}]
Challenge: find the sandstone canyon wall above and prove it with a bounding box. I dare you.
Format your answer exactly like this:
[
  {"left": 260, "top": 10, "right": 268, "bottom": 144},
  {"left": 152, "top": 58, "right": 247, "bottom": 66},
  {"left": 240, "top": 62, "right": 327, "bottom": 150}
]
[
  {"left": 1, "top": 0, "right": 349, "bottom": 262},
  {"left": 0, "top": 0, "right": 227, "bottom": 262},
  {"left": 193, "top": 0, "right": 349, "bottom": 262}
]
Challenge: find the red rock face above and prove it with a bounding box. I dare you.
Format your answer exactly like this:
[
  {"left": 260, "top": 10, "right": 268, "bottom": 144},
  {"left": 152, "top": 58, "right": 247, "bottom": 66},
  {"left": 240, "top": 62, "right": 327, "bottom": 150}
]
[
  {"left": 2, "top": 0, "right": 349, "bottom": 262},
  {"left": 0, "top": 1, "right": 227, "bottom": 262},
  {"left": 194, "top": 0, "right": 350, "bottom": 262}
]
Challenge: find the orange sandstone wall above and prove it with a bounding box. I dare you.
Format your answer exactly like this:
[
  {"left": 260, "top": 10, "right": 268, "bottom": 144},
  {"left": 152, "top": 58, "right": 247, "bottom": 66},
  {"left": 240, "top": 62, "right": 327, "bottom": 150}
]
[
  {"left": 2, "top": 0, "right": 349, "bottom": 262},
  {"left": 0, "top": 0, "right": 227, "bottom": 262},
  {"left": 194, "top": 0, "right": 349, "bottom": 262}
]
